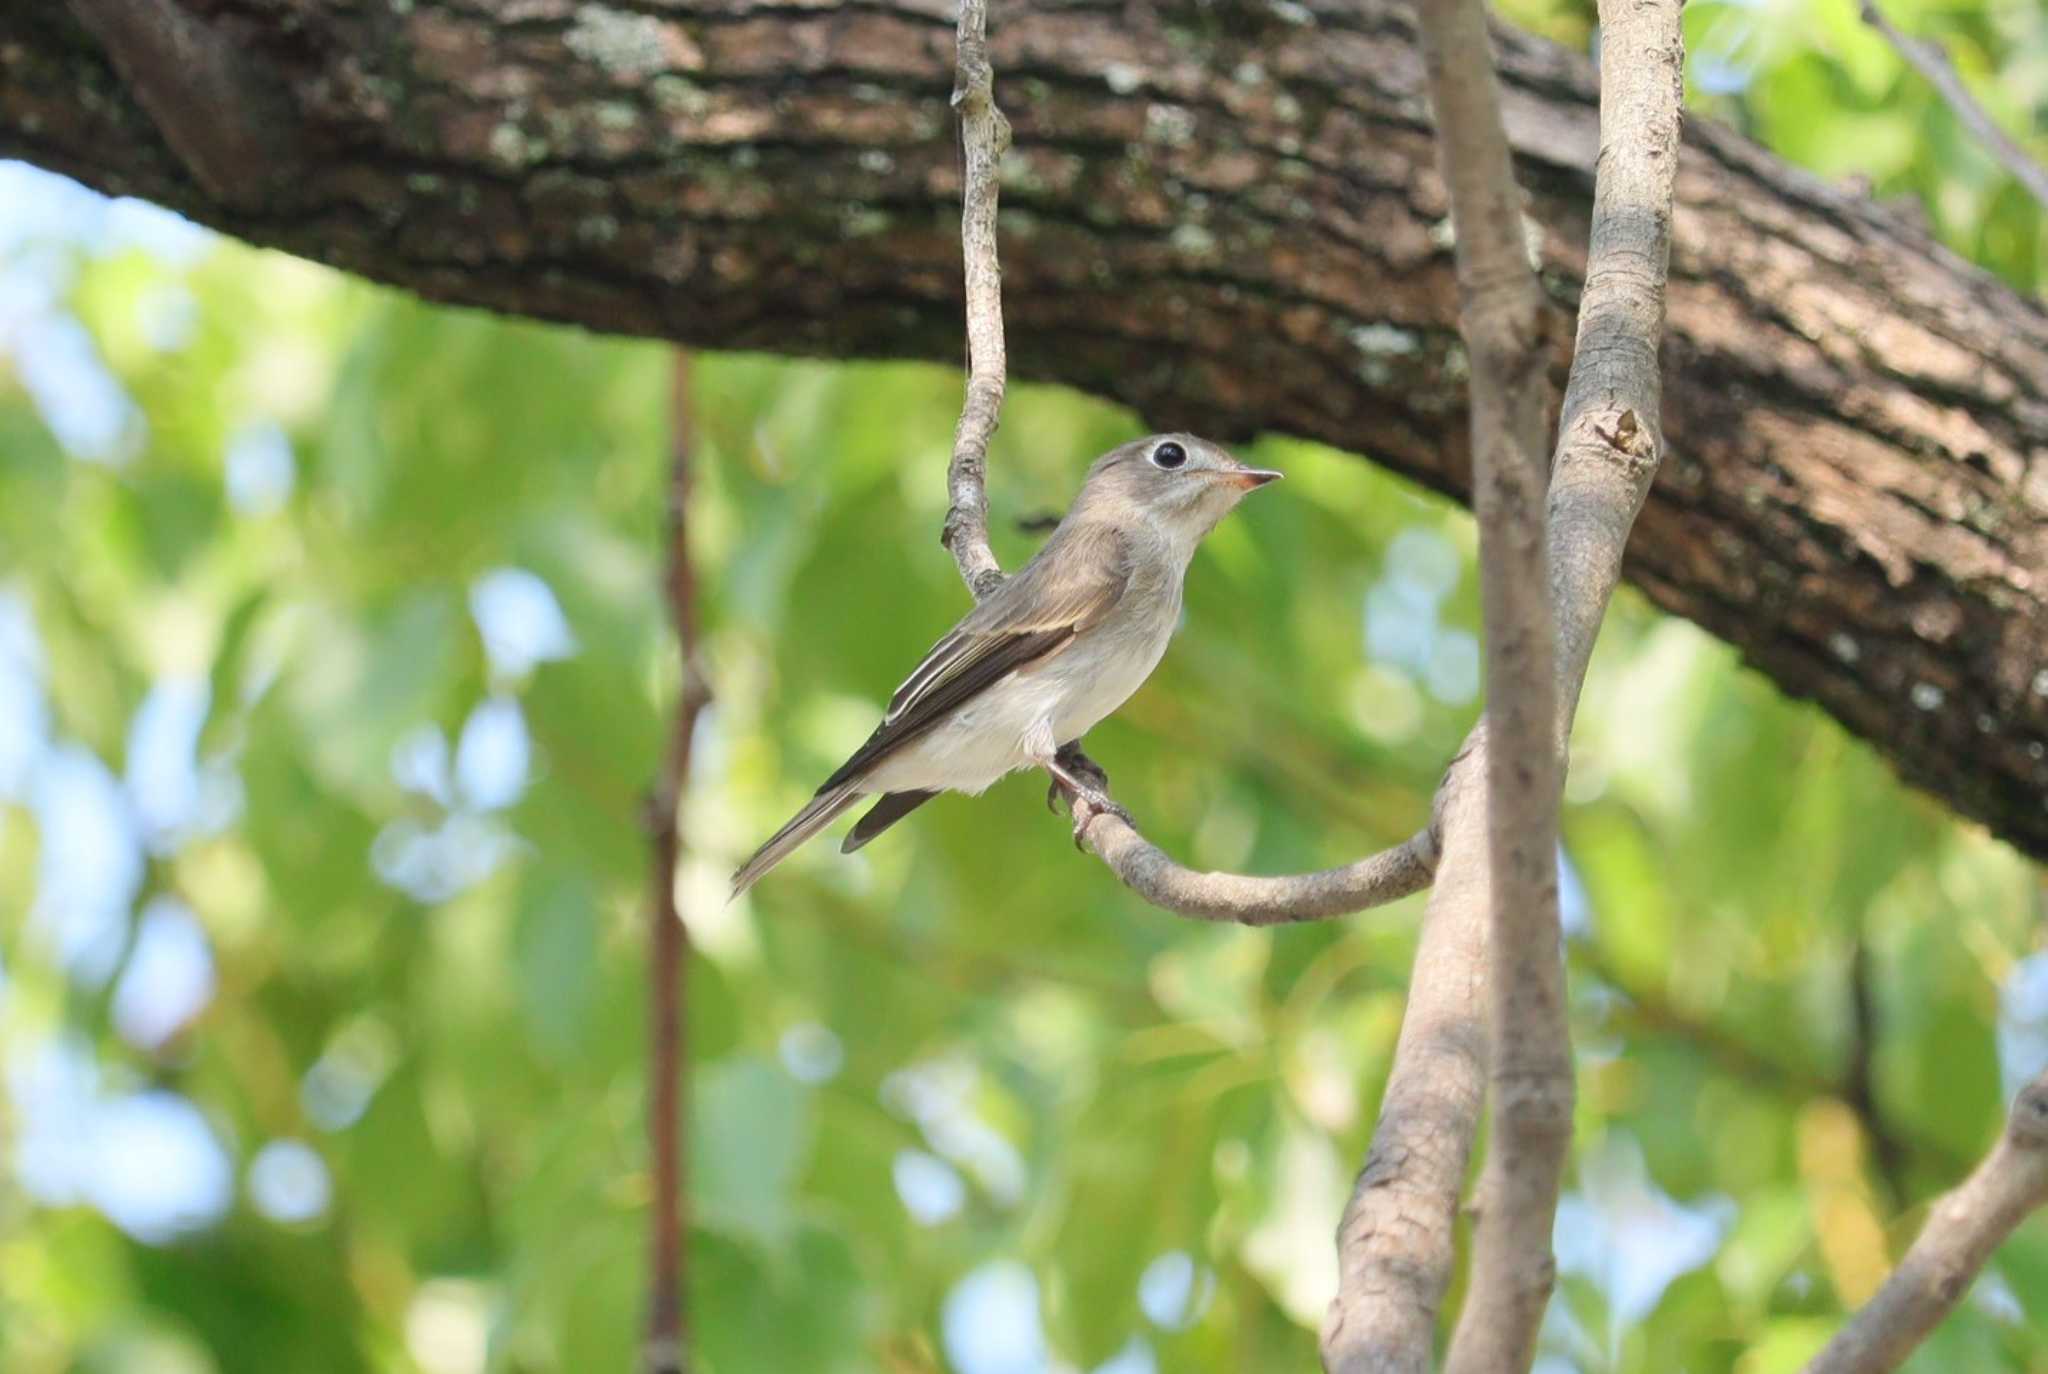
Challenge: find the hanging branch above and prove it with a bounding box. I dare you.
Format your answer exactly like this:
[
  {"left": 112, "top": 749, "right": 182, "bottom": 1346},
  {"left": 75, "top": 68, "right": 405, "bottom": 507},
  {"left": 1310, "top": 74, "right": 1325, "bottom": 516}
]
[
  {"left": 644, "top": 351, "right": 712, "bottom": 1374},
  {"left": 1804, "top": 1069, "right": 2048, "bottom": 1374},
  {"left": 942, "top": 0, "right": 1011, "bottom": 604},
  {"left": 1323, "top": 0, "right": 1682, "bottom": 1367},
  {"left": 1860, "top": 2, "right": 2048, "bottom": 209}
]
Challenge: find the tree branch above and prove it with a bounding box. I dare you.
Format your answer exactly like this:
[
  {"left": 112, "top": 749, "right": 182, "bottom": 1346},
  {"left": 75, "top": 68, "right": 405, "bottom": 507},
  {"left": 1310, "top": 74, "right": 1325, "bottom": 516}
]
[
  {"left": 644, "top": 352, "right": 711, "bottom": 1374},
  {"left": 941, "top": 0, "right": 1010, "bottom": 604},
  {"left": 1324, "top": 0, "right": 1683, "bottom": 1366},
  {"left": 1412, "top": 0, "right": 1569, "bottom": 1362},
  {"left": 1080, "top": 818, "right": 1438, "bottom": 923},
  {"left": 1860, "top": 2, "right": 2048, "bottom": 209},
  {"left": 1322, "top": 737, "right": 1494, "bottom": 1374},
  {"left": 1804, "top": 1069, "right": 2048, "bottom": 1374}
]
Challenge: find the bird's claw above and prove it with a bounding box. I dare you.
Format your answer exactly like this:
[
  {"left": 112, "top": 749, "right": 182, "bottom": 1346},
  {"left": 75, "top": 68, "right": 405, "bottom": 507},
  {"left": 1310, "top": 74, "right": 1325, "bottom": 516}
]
[
  {"left": 1046, "top": 744, "right": 1128, "bottom": 847},
  {"left": 1054, "top": 742, "right": 1111, "bottom": 793}
]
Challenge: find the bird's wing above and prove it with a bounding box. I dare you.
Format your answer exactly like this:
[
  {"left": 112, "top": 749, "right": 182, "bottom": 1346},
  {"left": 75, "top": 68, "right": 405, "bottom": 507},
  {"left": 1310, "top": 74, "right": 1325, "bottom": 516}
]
[{"left": 819, "top": 523, "right": 1132, "bottom": 790}]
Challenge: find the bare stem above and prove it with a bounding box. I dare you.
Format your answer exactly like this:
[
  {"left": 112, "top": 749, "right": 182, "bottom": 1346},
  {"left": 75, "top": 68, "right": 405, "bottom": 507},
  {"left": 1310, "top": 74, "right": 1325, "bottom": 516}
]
[
  {"left": 645, "top": 352, "right": 712, "bottom": 1374},
  {"left": 942, "top": 0, "right": 1012, "bottom": 603},
  {"left": 1860, "top": 2, "right": 2048, "bottom": 209},
  {"left": 1077, "top": 815, "right": 1438, "bottom": 923},
  {"left": 1804, "top": 1070, "right": 2048, "bottom": 1374}
]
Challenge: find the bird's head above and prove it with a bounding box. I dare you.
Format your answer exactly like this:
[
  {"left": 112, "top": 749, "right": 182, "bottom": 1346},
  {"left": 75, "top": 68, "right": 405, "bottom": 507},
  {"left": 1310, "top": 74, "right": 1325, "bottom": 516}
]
[{"left": 1073, "top": 433, "right": 1282, "bottom": 541}]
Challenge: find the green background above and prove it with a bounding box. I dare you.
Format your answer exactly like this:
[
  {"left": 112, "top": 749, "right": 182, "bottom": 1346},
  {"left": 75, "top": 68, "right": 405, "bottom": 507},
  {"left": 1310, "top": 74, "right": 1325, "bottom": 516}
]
[{"left": 1, "top": 0, "right": 2044, "bottom": 1369}]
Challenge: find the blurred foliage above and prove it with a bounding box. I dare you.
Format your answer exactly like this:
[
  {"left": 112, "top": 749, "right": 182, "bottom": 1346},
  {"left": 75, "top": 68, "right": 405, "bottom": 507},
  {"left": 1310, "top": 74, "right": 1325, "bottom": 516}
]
[
  {"left": 1, "top": 4, "right": 2046, "bottom": 1369},
  {"left": 1500, "top": 0, "right": 2048, "bottom": 291}
]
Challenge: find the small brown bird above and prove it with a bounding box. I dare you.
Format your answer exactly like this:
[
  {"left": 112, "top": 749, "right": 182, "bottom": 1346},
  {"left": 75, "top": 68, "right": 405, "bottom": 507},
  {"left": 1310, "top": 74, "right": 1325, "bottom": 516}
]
[{"left": 732, "top": 434, "right": 1280, "bottom": 894}]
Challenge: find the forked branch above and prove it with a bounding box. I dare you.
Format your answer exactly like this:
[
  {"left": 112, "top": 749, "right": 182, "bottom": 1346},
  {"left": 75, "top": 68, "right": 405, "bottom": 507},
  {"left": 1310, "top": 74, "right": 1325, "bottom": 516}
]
[
  {"left": 1322, "top": 0, "right": 1682, "bottom": 1367},
  {"left": 1413, "top": 0, "right": 1571, "bottom": 1362}
]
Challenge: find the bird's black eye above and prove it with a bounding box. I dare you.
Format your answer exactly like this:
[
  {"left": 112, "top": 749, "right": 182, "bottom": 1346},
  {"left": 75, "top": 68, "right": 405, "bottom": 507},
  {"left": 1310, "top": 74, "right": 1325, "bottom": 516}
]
[{"left": 1151, "top": 440, "right": 1188, "bottom": 470}]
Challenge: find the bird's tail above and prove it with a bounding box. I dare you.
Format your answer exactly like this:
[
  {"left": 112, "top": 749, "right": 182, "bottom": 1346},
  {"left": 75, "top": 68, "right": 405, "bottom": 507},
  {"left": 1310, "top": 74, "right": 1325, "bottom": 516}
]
[{"left": 730, "top": 782, "right": 863, "bottom": 898}]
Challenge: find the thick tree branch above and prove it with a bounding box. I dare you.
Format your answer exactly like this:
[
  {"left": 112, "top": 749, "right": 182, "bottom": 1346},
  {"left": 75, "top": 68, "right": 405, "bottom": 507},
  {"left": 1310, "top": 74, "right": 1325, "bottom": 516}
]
[
  {"left": 1413, "top": 0, "right": 1569, "bottom": 1362},
  {"left": 1804, "top": 1069, "right": 2048, "bottom": 1374},
  {"left": 1860, "top": 2, "right": 2048, "bottom": 210},
  {"left": 942, "top": 0, "right": 1010, "bottom": 602},
  {"left": 644, "top": 353, "right": 711, "bottom": 1374},
  {"left": 7, "top": 1, "right": 2047, "bottom": 864}
]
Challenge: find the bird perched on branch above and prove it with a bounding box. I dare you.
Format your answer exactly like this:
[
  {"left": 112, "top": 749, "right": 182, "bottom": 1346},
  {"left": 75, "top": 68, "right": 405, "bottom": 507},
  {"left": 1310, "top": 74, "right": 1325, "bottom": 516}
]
[{"left": 731, "top": 433, "right": 1281, "bottom": 895}]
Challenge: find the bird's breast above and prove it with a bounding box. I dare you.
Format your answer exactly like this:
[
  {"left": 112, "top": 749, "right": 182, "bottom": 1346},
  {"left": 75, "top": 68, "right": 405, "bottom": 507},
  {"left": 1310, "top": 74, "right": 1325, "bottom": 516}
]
[{"left": 1039, "top": 589, "right": 1180, "bottom": 743}]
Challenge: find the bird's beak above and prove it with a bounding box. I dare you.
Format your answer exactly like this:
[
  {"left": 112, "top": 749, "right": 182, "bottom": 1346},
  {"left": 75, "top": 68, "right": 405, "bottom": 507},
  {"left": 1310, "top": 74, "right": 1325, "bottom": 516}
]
[{"left": 1221, "top": 466, "right": 1284, "bottom": 492}]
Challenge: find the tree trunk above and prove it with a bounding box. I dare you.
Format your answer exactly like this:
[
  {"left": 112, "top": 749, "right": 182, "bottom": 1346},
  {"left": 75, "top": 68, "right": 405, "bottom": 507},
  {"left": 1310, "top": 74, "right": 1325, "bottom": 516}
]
[{"left": 6, "top": 0, "right": 2045, "bottom": 858}]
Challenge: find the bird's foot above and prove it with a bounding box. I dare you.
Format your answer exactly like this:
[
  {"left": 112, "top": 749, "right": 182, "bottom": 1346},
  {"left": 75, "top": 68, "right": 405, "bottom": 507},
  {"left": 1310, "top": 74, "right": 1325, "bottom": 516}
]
[
  {"left": 1045, "top": 746, "right": 1133, "bottom": 847},
  {"left": 1048, "top": 745, "right": 1114, "bottom": 810},
  {"left": 1045, "top": 743, "right": 1112, "bottom": 814},
  {"left": 1056, "top": 742, "right": 1111, "bottom": 792}
]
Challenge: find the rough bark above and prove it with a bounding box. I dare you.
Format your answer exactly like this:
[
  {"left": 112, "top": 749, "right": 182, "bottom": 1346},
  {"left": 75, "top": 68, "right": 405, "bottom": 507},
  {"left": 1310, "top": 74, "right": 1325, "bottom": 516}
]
[{"left": 6, "top": 0, "right": 2046, "bottom": 859}]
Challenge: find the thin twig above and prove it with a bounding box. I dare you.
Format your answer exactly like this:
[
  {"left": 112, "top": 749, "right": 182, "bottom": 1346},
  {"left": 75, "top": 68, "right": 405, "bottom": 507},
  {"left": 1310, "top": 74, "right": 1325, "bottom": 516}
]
[
  {"left": 1804, "top": 1069, "right": 2048, "bottom": 1374},
  {"left": 942, "top": 0, "right": 1011, "bottom": 603},
  {"left": 1081, "top": 820, "right": 1438, "bottom": 923},
  {"left": 1861, "top": 2, "right": 2048, "bottom": 209},
  {"left": 645, "top": 352, "right": 711, "bottom": 1374},
  {"left": 66, "top": 0, "right": 303, "bottom": 209}
]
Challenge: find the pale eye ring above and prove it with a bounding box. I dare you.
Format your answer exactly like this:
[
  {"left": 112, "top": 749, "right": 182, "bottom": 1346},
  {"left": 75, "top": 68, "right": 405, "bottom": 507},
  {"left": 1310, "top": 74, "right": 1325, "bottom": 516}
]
[{"left": 1150, "top": 440, "right": 1188, "bottom": 470}]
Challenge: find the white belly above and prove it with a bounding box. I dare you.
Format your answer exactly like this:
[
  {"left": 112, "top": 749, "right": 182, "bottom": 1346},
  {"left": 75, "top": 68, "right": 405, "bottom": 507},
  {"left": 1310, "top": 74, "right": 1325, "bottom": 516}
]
[{"left": 864, "top": 601, "right": 1178, "bottom": 796}]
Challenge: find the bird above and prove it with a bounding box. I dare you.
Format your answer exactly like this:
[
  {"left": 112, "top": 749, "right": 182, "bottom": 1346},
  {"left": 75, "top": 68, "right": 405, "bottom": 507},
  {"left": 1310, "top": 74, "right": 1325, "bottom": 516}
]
[{"left": 730, "top": 433, "right": 1281, "bottom": 896}]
